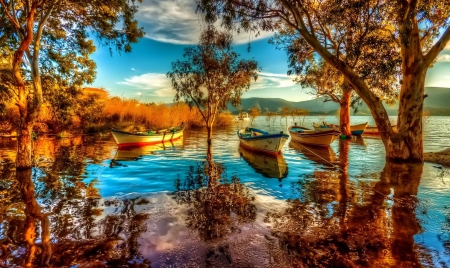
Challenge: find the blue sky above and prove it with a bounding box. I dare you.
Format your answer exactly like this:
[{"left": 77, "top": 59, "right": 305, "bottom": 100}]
[{"left": 90, "top": 0, "right": 450, "bottom": 103}]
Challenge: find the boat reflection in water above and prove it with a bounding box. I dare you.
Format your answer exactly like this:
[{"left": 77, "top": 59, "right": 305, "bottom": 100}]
[
  {"left": 238, "top": 145, "right": 288, "bottom": 179},
  {"left": 289, "top": 141, "right": 338, "bottom": 167},
  {"left": 113, "top": 138, "right": 183, "bottom": 161}
]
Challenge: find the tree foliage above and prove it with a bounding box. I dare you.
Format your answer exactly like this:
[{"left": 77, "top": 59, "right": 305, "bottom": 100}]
[
  {"left": 1, "top": 0, "right": 144, "bottom": 168},
  {"left": 167, "top": 25, "right": 259, "bottom": 128}
]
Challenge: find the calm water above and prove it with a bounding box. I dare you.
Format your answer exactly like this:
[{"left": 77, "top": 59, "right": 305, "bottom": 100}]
[{"left": 0, "top": 116, "right": 449, "bottom": 267}]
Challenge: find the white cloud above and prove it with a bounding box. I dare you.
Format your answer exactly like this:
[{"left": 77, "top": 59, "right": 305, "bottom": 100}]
[
  {"left": 131, "top": 68, "right": 136, "bottom": 71},
  {"left": 118, "top": 71, "right": 299, "bottom": 99},
  {"left": 118, "top": 73, "right": 175, "bottom": 97},
  {"left": 250, "top": 72, "right": 297, "bottom": 90},
  {"left": 437, "top": 54, "right": 450, "bottom": 62},
  {"left": 136, "top": 0, "right": 272, "bottom": 44}
]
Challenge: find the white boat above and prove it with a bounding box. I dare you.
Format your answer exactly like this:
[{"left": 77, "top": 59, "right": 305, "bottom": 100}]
[
  {"left": 111, "top": 124, "right": 184, "bottom": 148},
  {"left": 316, "top": 122, "right": 368, "bottom": 136},
  {"left": 289, "top": 125, "right": 340, "bottom": 146},
  {"left": 238, "top": 112, "right": 250, "bottom": 121},
  {"left": 237, "top": 127, "right": 289, "bottom": 154}
]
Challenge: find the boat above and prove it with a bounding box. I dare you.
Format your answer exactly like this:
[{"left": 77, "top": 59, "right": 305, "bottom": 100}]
[
  {"left": 317, "top": 122, "right": 368, "bottom": 136},
  {"left": 364, "top": 125, "right": 397, "bottom": 135},
  {"left": 237, "top": 127, "right": 289, "bottom": 154},
  {"left": 238, "top": 112, "right": 250, "bottom": 121},
  {"left": 239, "top": 145, "right": 288, "bottom": 179},
  {"left": 288, "top": 125, "right": 340, "bottom": 146},
  {"left": 313, "top": 122, "right": 340, "bottom": 132},
  {"left": 289, "top": 141, "right": 338, "bottom": 166},
  {"left": 111, "top": 123, "right": 185, "bottom": 148}
]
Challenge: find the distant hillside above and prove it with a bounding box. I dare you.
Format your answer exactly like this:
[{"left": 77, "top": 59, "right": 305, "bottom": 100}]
[{"left": 228, "top": 87, "right": 450, "bottom": 116}]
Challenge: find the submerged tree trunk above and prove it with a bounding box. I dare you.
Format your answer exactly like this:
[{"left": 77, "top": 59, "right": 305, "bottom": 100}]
[
  {"left": 16, "top": 121, "right": 34, "bottom": 169},
  {"left": 339, "top": 87, "right": 352, "bottom": 137},
  {"left": 384, "top": 64, "right": 426, "bottom": 162}
]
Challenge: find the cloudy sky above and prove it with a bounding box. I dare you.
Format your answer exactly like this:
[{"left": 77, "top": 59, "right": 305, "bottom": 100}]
[{"left": 90, "top": 0, "right": 450, "bottom": 103}]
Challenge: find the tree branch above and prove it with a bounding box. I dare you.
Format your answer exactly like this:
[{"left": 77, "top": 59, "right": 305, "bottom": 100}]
[
  {"left": 0, "top": 0, "right": 21, "bottom": 30},
  {"left": 422, "top": 26, "right": 450, "bottom": 69}
]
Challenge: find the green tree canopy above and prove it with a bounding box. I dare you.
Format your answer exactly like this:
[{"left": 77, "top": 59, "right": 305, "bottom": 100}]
[{"left": 167, "top": 25, "right": 259, "bottom": 159}]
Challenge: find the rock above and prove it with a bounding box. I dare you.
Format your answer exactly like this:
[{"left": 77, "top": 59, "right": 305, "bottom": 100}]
[{"left": 424, "top": 148, "right": 450, "bottom": 167}]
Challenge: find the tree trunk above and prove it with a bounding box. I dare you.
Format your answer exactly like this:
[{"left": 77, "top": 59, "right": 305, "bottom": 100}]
[
  {"left": 16, "top": 118, "right": 34, "bottom": 170},
  {"left": 384, "top": 70, "right": 426, "bottom": 162},
  {"left": 339, "top": 87, "right": 352, "bottom": 137}
]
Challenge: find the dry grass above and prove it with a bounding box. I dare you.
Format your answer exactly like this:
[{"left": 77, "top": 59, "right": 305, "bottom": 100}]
[{"left": 102, "top": 97, "right": 234, "bottom": 130}]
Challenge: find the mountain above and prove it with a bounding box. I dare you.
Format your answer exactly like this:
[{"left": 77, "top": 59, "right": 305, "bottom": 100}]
[{"left": 228, "top": 87, "right": 450, "bottom": 116}]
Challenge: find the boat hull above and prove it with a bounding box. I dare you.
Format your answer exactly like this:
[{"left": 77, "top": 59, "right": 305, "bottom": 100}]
[
  {"left": 238, "top": 128, "right": 288, "bottom": 154},
  {"left": 349, "top": 123, "right": 368, "bottom": 135},
  {"left": 111, "top": 127, "right": 184, "bottom": 148},
  {"left": 289, "top": 126, "right": 340, "bottom": 146},
  {"left": 317, "top": 122, "right": 368, "bottom": 135}
]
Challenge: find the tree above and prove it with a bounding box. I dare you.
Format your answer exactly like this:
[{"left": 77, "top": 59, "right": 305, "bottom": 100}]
[
  {"left": 249, "top": 106, "right": 261, "bottom": 124},
  {"left": 167, "top": 25, "right": 259, "bottom": 161},
  {"left": 197, "top": 0, "right": 450, "bottom": 162},
  {"left": 1, "top": 0, "right": 144, "bottom": 169}
]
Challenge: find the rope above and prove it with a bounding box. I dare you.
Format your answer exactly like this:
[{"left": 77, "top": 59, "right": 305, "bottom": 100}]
[{"left": 294, "top": 141, "right": 396, "bottom": 201}]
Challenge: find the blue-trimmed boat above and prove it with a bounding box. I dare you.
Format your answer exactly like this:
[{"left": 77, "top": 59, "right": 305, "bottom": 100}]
[{"left": 237, "top": 128, "right": 289, "bottom": 155}]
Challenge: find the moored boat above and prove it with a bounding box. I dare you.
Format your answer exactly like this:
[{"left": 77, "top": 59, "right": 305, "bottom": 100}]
[
  {"left": 364, "top": 125, "right": 397, "bottom": 135},
  {"left": 313, "top": 122, "right": 340, "bottom": 132},
  {"left": 318, "top": 122, "right": 368, "bottom": 135},
  {"left": 289, "top": 125, "right": 340, "bottom": 146},
  {"left": 238, "top": 112, "right": 250, "bottom": 121},
  {"left": 237, "top": 127, "right": 288, "bottom": 154},
  {"left": 111, "top": 124, "right": 185, "bottom": 148}
]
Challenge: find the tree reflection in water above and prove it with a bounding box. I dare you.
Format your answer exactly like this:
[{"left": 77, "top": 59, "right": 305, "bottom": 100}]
[
  {"left": 0, "top": 137, "right": 151, "bottom": 267},
  {"left": 172, "top": 154, "right": 257, "bottom": 242},
  {"left": 266, "top": 140, "right": 426, "bottom": 267}
]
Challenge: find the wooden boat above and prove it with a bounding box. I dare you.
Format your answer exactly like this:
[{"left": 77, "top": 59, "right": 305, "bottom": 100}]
[
  {"left": 288, "top": 125, "right": 340, "bottom": 146},
  {"left": 289, "top": 141, "right": 338, "bottom": 166},
  {"left": 364, "top": 125, "right": 397, "bottom": 135},
  {"left": 111, "top": 124, "right": 185, "bottom": 148},
  {"left": 238, "top": 112, "right": 250, "bottom": 121},
  {"left": 237, "top": 127, "right": 289, "bottom": 154},
  {"left": 239, "top": 145, "right": 288, "bottom": 179},
  {"left": 313, "top": 122, "right": 340, "bottom": 132},
  {"left": 317, "top": 122, "right": 368, "bottom": 136}
]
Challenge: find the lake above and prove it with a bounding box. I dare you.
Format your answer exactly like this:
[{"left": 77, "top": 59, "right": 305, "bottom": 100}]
[{"left": 0, "top": 116, "right": 449, "bottom": 267}]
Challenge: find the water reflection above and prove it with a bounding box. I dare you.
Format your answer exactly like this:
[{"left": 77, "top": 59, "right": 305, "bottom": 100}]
[
  {"left": 172, "top": 157, "right": 257, "bottom": 242},
  {"left": 238, "top": 145, "right": 288, "bottom": 179},
  {"left": 0, "top": 138, "right": 152, "bottom": 267},
  {"left": 266, "top": 157, "right": 425, "bottom": 267},
  {"left": 289, "top": 141, "right": 338, "bottom": 167},
  {"left": 113, "top": 139, "right": 183, "bottom": 161}
]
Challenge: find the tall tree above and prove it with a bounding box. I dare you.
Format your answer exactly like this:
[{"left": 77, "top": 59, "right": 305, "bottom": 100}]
[
  {"left": 167, "top": 25, "right": 259, "bottom": 161},
  {"left": 198, "top": 0, "right": 450, "bottom": 162},
  {"left": 0, "top": 0, "right": 144, "bottom": 169}
]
